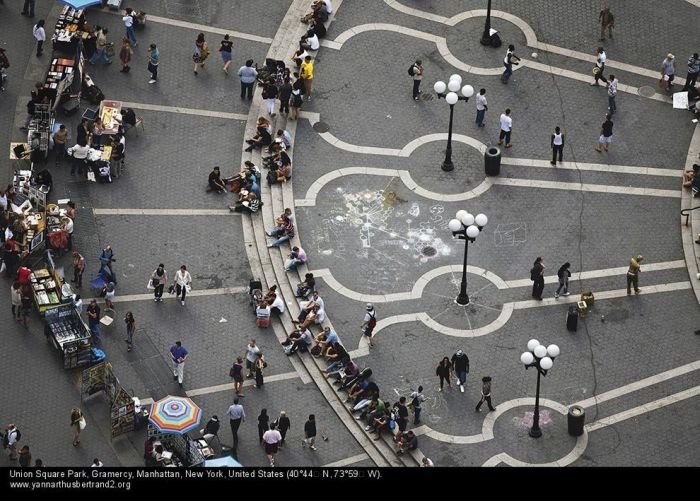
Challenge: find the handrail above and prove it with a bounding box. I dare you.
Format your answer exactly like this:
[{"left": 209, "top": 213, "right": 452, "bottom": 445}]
[{"left": 680, "top": 206, "right": 700, "bottom": 226}]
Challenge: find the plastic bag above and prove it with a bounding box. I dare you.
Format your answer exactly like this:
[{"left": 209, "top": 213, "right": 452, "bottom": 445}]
[{"left": 147, "top": 279, "right": 155, "bottom": 290}]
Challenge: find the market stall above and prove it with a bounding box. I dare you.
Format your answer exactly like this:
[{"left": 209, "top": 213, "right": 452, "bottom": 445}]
[
  {"left": 147, "top": 396, "right": 208, "bottom": 467},
  {"left": 51, "top": 6, "right": 90, "bottom": 56},
  {"left": 98, "top": 100, "right": 122, "bottom": 135},
  {"left": 44, "top": 302, "right": 94, "bottom": 369},
  {"left": 29, "top": 267, "right": 67, "bottom": 315},
  {"left": 7, "top": 181, "right": 47, "bottom": 258},
  {"left": 111, "top": 387, "right": 136, "bottom": 438}
]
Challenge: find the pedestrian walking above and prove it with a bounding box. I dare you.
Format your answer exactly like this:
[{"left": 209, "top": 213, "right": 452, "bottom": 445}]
[
  {"left": 501, "top": 44, "right": 520, "bottom": 83},
  {"left": 123, "top": 8, "right": 137, "bottom": 47},
  {"left": 150, "top": 264, "right": 167, "bottom": 302},
  {"left": 231, "top": 356, "right": 244, "bottom": 396},
  {"left": 607, "top": 74, "right": 617, "bottom": 115},
  {"left": 550, "top": 126, "right": 564, "bottom": 165},
  {"left": 238, "top": 59, "right": 258, "bottom": 99},
  {"left": 18, "top": 446, "right": 31, "bottom": 467},
  {"left": 435, "top": 357, "right": 453, "bottom": 391},
  {"left": 554, "top": 262, "right": 572, "bottom": 298},
  {"left": 147, "top": 43, "right": 160, "bottom": 84},
  {"left": 262, "top": 425, "right": 282, "bottom": 466},
  {"left": 627, "top": 255, "right": 644, "bottom": 295},
  {"left": 91, "top": 458, "right": 104, "bottom": 467},
  {"left": 451, "top": 349, "right": 470, "bottom": 392},
  {"left": 227, "top": 398, "right": 245, "bottom": 458},
  {"left": 98, "top": 245, "right": 116, "bottom": 284},
  {"left": 192, "top": 33, "right": 209, "bottom": 75},
  {"left": 21, "top": 0, "right": 35, "bottom": 17},
  {"left": 103, "top": 281, "right": 116, "bottom": 309},
  {"left": 409, "top": 386, "right": 426, "bottom": 425},
  {"left": 86, "top": 299, "right": 101, "bottom": 344},
  {"left": 169, "top": 341, "right": 188, "bottom": 388},
  {"left": 32, "top": 20, "right": 45, "bottom": 57},
  {"left": 173, "top": 265, "right": 192, "bottom": 306},
  {"left": 19, "top": 284, "right": 32, "bottom": 329},
  {"left": 71, "top": 251, "right": 85, "bottom": 288},
  {"left": 10, "top": 281, "right": 22, "bottom": 321},
  {"left": 475, "top": 88, "right": 487, "bottom": 127},
  {"left": 124, "top": 311, "right": 135, "bottom": 351},
  {"left": 410, "top": 59, "right": 423, "bottom": 100},
  {"left": 591, "top": 47, "right": 609, "bottom": 85},
  {"left": 362, "top": 303, "right": 377, "bottom": 347},
  {"left": 302, "top": 414, "right": 317, "bottom": 450},
  {"left": 89, "top": 27, "right": 112, "bottom": 65},
  {"left": 257, "top": 409, "right": 269, "bottom": 444},
  {"left": 70, "top": 407, "right": 84, "bottom": 446},
  {"left": 530, "top": 257, "right": 545, "bottom": 300},
  {"left": 661, "top": 53, "right": 676, "bottom": 92},
  {"left": 4, "top": 424, "right": 19, "bottom": 460},
  {"left": 598, "top": 6, "right": 614, "bottom": 41},
  {"left": 422, "top": 456, "right": 434, "bottom": 467},
  {"left": 245, "top": 339, "right": 260, "bottom": 378},
  {"left": 119, "top": 38, "right": 133, "bottom": 73},
  {"left": 475, "top": 376, "right": 496, "bottom": 412},
  {"left": 497, "top": 108, "right": 513, "bottom": 148},
  {"left": 684, "top": 53, "right": 700, "bottom": 91},
  {"left": 254, "top": 352, "right": 266, "bottom": 388},
  {"left": 219, "top": 34, "right": 233, "bottom": 74},
  {"left": 594, "top": 114, "right": 614, "bottom": 152},
  {"left": 300, "top": 55, "right": 314, "bottom": 100},
  {"left": 275, "top": 411, "right": 291, "bottom": 447}
]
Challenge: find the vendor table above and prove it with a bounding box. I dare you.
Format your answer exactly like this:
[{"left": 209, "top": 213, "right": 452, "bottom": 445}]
[{"left": 98, "top": 100, "right": 123, "bottom": 135}]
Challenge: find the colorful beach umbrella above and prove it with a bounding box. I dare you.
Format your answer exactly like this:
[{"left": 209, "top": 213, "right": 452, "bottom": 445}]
[
  {"left": 57, "top": 0, "right": 103, "bottom": 9},
  {"left": 148, "top": 395, "right": 202, "bottom": 435}
]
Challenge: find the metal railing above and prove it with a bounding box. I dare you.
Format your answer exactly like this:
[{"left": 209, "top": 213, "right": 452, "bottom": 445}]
[{"left": 680, "top": 206, "right": 700, "bottom": 226}]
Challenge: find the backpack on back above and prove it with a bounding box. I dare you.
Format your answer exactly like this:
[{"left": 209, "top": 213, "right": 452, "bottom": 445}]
[
  {"left": 367, "top": 311, "right": 377, "bottom": 329},
  {"left": 530, "top": 266, "right": 538, "bottom": 281},
  {"left": 408, "top": 64, "right": 415, "bottom": 77}
]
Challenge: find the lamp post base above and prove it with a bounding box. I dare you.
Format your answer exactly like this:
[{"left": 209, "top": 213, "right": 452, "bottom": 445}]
[
  {"left": 529, "top": 426, "right": 542, "bottom": 438},
  {"left": 441, "top": 159, "right": 454, "bottom": 171},
  {"left": 454, "top": 293, "right": 470, "bottom": 306},
  {"left": 480, "top": 35, "right": 492, "bottom": 46}
]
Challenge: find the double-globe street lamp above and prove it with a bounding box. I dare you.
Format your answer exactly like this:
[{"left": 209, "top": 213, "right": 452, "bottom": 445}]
[
  {"left": 434, "top": 75, "right": 474, "bottom": 172},
  {"left": 448, "top": 211, "right": 488, "bottom": 306},
  {"left": 520, "top": 340, "right": 561, "bottom": 438}
]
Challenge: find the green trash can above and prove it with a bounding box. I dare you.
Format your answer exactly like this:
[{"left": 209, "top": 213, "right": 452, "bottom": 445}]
[
  {"left": 484, "top": 147, "right": 501, "bottom": 176},
  {"left": 567, "top": 405, "right": 585, "bottom": 436}
]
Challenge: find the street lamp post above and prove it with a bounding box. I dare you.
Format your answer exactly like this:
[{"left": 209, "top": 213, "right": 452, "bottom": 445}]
[
  {"left": 434, "top": 75, "right": 474, "bottom": 171},
  {"left": 480, "top": 0, "right": 493, "bottom": 45},
  {"left": 448, "top": 211, "right": 488, "bottom": 305},
  {"left": 520, "top": 340, "right": 560, "bottom": 438}
]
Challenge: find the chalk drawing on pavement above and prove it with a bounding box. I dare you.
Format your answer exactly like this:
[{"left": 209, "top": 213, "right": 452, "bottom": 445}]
[{"left": 493, "top": 223, "right": 528, "bottom": 247}]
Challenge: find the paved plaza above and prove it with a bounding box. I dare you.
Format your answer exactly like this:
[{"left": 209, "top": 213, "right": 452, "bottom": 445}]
[{"left": 0, "top": 0, "right": 699, "bottom": 470}]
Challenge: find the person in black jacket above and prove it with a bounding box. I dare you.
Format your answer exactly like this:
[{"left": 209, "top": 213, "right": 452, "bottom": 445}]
[
  {"left": 531, "top": 257, "right": 545, "bottom": 299},
  {"left": 451, "top": 350, "right": 470, "bottom": 392},
  {"left": 274, "top": 411, "right": 291, "bottom": 448},
  {"left": 555, "top": 262, "right": 572, "bottom": 298},
  {"left": 302, "top": 414, "right": 317, "bottom": 450}
]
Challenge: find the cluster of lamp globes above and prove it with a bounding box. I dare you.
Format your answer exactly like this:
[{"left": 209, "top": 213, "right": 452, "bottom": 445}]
[
  {"left": 521, "top": 339, "right": 561, "bottom": 370},
  {"left": 448, "top": 210, "right": 488, "bottom": 240},
  {"left": 434, "top": 74, "right": 475, "bottom": 105}
]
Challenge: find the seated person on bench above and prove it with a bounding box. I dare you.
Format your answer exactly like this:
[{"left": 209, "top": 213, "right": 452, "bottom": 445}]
[{"left": 285, "top": 327, "right": 313, "bottom": 354}]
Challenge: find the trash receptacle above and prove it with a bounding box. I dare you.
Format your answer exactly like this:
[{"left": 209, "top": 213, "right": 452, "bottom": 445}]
[
  {"left": 567, "top": 405, "right": 585, "bottom": 436},
  {"left": 484, "top": 147, "right": 501, "bottom": 176}
]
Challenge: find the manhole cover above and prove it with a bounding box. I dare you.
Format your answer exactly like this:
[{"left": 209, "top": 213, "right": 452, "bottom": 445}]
[
  {"left": 422, "top": 93, "right": 434, "bottom": 101},
  {"left": 313, "top": 121, "right": 330, "bottom": 133},
  {"left": 638, "top": 86, "right": 655, "bottom": 98},
  {"left": 422, "top": 246, "right": 437, "bottom": 257}
]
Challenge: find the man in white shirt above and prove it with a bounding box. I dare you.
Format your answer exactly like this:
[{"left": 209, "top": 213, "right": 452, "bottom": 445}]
[
  {"left": 67, "top": 142, "right": 91, "bottom": 177},
  {"left": 262, "top": 426, "right": 282, "bottom": 466},
  {"left": 475, "top": 88, "right": 488, "bottom": 127},
  {"left": 174, "top": 265, "right": 192, "bottom": 306},
  {"left": 301, "top": 32, "right": 319, "bottom": 51},
  {"left": 32, "top": 20, "right": 45, "bottom": 57},
  {"left": 245, "top": 340, "right": 260, "bottom": 378},
  {"left": 270, "top": 293, "right": 286, "bottom": 315},
  {"left": 497, "top": 108, "right": 513, "bottom": 148},
  {"left": 123, "top": 8, "right": 138, "bottom": 46},
  {"left": 592, "top": 47, "right": 608, "bottom": 85}
]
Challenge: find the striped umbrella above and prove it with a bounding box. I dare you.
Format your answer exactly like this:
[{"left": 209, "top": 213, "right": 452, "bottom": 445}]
[
  {"left": 57, "top": 0, "right": 103, "bottom": 9},
  {"left": 148, "top": 395, "right": 202, "bottom": 435}
]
